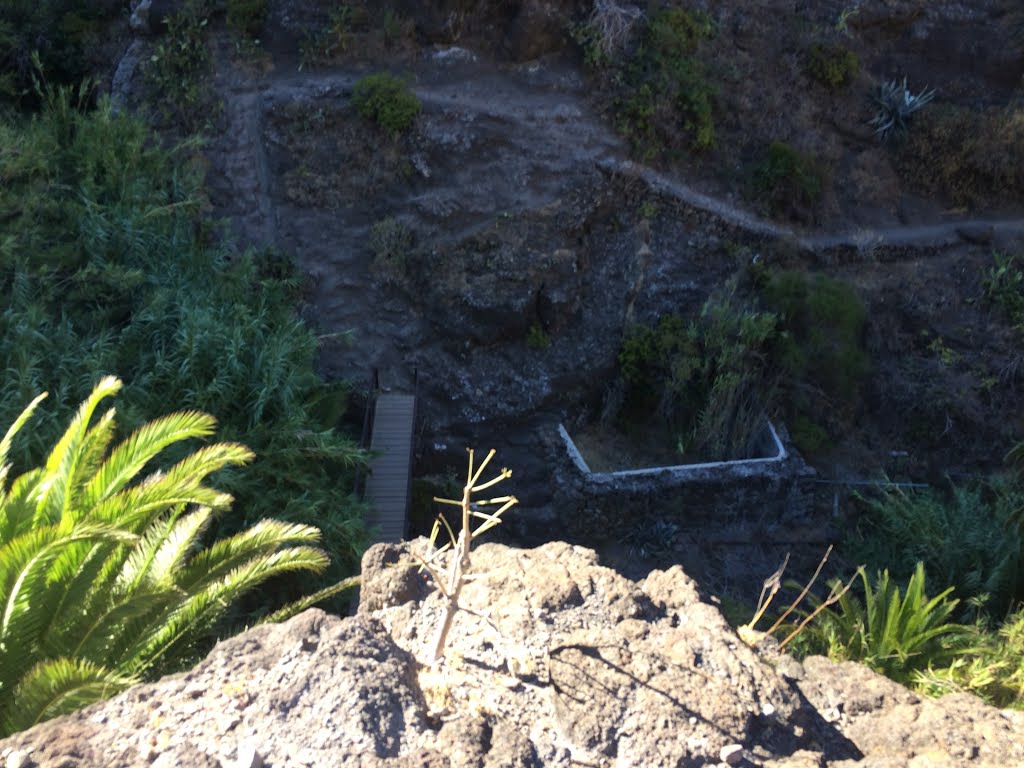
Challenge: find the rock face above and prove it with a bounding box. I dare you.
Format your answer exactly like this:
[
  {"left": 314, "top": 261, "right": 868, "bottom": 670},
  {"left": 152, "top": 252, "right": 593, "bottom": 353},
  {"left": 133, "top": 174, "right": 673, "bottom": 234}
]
[{"left": 3, "top": 541, "right": 1023, "bottom": 767}]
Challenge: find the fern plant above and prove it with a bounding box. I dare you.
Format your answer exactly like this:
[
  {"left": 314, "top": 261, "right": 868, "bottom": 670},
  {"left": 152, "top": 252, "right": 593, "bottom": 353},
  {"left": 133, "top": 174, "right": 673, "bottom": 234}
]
[
  {"left": 0, "top": 376, "right": 355, "bottom": 737},
  {"left": 794, "top": 563, "right": 960, "bottom": 684}
]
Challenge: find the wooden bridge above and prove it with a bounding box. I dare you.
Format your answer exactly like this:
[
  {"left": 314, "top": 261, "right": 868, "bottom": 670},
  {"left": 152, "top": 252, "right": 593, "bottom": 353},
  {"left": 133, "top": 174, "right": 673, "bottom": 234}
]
[{"left": 363, "top": 389, "right": 417, "bottom": 544}]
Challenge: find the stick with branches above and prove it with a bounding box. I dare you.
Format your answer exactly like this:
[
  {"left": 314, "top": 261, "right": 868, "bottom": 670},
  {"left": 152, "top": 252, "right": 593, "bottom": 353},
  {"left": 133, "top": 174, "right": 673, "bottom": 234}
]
[{"left": 416, "top": 448, "right": 518, "bottom": 664}]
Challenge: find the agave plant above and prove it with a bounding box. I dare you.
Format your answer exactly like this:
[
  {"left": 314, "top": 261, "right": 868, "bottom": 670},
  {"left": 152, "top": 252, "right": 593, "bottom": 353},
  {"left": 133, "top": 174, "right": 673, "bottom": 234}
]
[
  {"left": 869, "top": 77, "right": 935, "bottom": 141},
  {"left": 0, "top": 376, "right": 355, "bottom": 737},
  {"left": 798, "top": 562, "right": 959, "bottom": 683}
]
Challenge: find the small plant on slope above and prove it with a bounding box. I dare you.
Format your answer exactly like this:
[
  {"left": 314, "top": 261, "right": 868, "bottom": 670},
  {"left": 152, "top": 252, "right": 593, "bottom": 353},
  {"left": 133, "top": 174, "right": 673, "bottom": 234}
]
[
  {"left": 416, "top": 448, "right": 517, "bottom": 664},
  {"left": 870, "top": 77, "right": 935, "bottom": 142},
  {"left": 352, "top": 72, "right": 421, "bottom": 138},
  {"left": 792, "top": 562, "right": 960, "bottom": 684},
  {"left": 0, "top": 376, "right": 356, "bottom": 737}
]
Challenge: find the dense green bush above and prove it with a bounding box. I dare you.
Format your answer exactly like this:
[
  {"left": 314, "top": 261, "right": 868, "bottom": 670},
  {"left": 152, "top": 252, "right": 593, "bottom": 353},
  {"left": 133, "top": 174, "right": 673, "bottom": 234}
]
[
  {"left": 806, "top": 42, "right": 858, "bottom": 91},
  {"left": 757, "top": 269, "right": 868, "bottom": 451},
  {"left": 619, "top": 286, "right": 778, "bottom": 460},
  {"left": 0, "top": 0, "right": 125, "bottom": 107},
  {"left": 751, "top": 141, "right": 827, "bottom": 221},
  {"left": 352, "top": 72, "right": 421, "bottom": 138},
  {"left": 0, "top": 88, "right": 369, "bottom": 613},
  {"left": 615, "top": 8, "right": 716, "bottom": 157},
  {"left": 849, "top": 482, "right": 1024, "bottom": 618}
]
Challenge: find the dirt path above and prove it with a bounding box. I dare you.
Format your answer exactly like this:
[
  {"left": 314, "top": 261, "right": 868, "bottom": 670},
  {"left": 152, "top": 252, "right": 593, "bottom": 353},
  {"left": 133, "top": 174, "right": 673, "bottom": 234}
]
[{"left": 210, "top": 53, "right": 1024, "bottom": 264}]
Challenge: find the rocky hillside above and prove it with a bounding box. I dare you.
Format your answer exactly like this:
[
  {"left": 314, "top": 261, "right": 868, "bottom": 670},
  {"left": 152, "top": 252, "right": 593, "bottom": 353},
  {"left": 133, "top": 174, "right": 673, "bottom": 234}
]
[
  {"left": 1, "top": 541, "right": 1021, "bottom": 767},
  {"left": 106, "top": 0, "right": 1024, "bottom": 505}
]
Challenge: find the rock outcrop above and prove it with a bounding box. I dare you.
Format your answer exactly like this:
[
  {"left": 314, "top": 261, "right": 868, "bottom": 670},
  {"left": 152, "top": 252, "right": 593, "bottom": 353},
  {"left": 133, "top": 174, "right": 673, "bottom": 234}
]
[{"left": 2, "top": 541, "right": 1022, "bottom": 767}]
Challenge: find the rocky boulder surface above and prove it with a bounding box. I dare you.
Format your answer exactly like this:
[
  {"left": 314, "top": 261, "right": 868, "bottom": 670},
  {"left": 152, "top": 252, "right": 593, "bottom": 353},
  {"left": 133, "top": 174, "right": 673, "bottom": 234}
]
[{"left": 3, "top": 541, "right": 1023, "bottom": 767}]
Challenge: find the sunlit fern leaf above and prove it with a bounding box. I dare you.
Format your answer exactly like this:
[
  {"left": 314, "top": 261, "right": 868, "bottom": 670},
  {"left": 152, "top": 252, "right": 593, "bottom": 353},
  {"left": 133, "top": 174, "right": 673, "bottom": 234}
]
[
  {"left": 2, "top": 657, "right": 136, "bottom": 737},
  {"left": 128, "top": 546, "right": 330, "bottom": 676},
  {"left": 35, "top": 376, "right": 123, "bottom": 526},
  {"left": 175, "top": 519, "right": 322, "bottom": 592},
  {"left": 83, "top": 410, "right": 217, "bottom": 508}
]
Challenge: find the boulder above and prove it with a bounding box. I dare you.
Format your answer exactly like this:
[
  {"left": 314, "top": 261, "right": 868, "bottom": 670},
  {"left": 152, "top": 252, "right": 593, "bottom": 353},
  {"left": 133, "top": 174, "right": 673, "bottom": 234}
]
[{"left": 2, "top": 540, "right": 1022, "bottom": 767}]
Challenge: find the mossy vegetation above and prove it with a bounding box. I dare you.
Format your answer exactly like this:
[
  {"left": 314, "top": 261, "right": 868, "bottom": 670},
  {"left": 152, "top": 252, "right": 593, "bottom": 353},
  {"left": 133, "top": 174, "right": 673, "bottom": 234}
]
[
  {"left": 226, "top": 0, "right": 267, "bottom": 37},
  {"left": 612, "top": 8, "right": 716, "bottom": 158},
  {"left": 750, "top": 141, "right": 828, "bottom": 221},
  {"left": 805, "top": 42, "right": 859, "bottom": 91},
  {"left": 352, "top": 72, "right": 421, "bottom": 138}
]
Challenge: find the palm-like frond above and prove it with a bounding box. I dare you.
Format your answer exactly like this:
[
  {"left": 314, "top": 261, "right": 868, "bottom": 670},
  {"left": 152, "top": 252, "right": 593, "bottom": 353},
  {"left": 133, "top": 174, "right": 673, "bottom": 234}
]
[
  {"left": 34, "top": 376, "right": 122, "bottom": 526},
  {"left": 258, "top": 574, "right": 360, "bottom": 625},
  {"left": 2, "top": 657, "right": 136, "bottom": 736},
  {"left": 0, "top": 378, "right": 344, "bottom": 737},
  {"left": 176, "top": 519, "right": 321, "bottom": 590},
  {"left": 127, "top": 546, "right": 330, "bottom": 676},
  {"left": 83, "top": 410, "right": 216, "bottom": 507}
]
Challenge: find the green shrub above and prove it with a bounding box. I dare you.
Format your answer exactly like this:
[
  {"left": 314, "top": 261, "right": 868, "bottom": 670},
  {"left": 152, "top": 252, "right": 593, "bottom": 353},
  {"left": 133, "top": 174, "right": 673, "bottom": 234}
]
[
  {"left": 0, "top": 0, "right": 123, "bottom": 107},
  {"left": 618, "top": 286, "right": 778, "bottom": 460},
  {"left": 792, "top": 563, "right": 960, "bottom": 684},
  {"left": 915, "top": 607, "right": 1024, "bottom": 709},
  {"left": 760, "top": 270, "right": 868, "bottom": 398},
  {"left": 757, "top": 269, "right": 868, "bottom": 452},
  {"left": 751, "top": 141, "right": 827, "bottom": 220},
  {"left": 0, "top": 88, "right": 369, "bottom": 611},
  {"left": 0, "top": 377, "right": 358, "bottom": 736},
  {"left": 352, "top": 72, "right": 421, "bottom": 138},
  {"left": 145, "top": 1, "right": 215, "bottom": 125},
  {"left": 983, "top": 251, "right": 1024, "bottom": 330},
  {"left": 806, "top": 42, "right": 858, "bottom": 91},
  {"left": 849, "top": 482, "right": 1024, "bottom": 617},
  {"left": 226, "top": 0, "right": 267, "bottom": 37},
  {"left": 615, "top": 8, "right": 715, "bottom": 157},
  {"left": 527, "top": 323, "right": 551, "bottom": 350}
]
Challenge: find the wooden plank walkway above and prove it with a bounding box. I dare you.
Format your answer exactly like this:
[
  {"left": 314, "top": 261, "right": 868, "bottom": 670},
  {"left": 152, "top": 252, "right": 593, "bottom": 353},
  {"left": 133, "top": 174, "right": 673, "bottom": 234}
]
[{"left": 364, "top": 394, "right": 416, "bottom": 543}]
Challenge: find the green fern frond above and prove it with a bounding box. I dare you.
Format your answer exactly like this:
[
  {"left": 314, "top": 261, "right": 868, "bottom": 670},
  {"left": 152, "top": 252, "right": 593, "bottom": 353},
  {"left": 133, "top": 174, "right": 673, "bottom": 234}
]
[
  {"left": 35, "top": 376, "right": 123, "bottom": 525},
  {"left": 176, "top": 519, "right": 322, "bottom": 591},
  {"left": 2, "top": 657, "right": 135, "bottom": 737},
  {"left": 84, "top": 410, "right": 217, "bottom": 507},
  {"left": 258, "top": 574, "right": 360, "bottom": 625}
]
